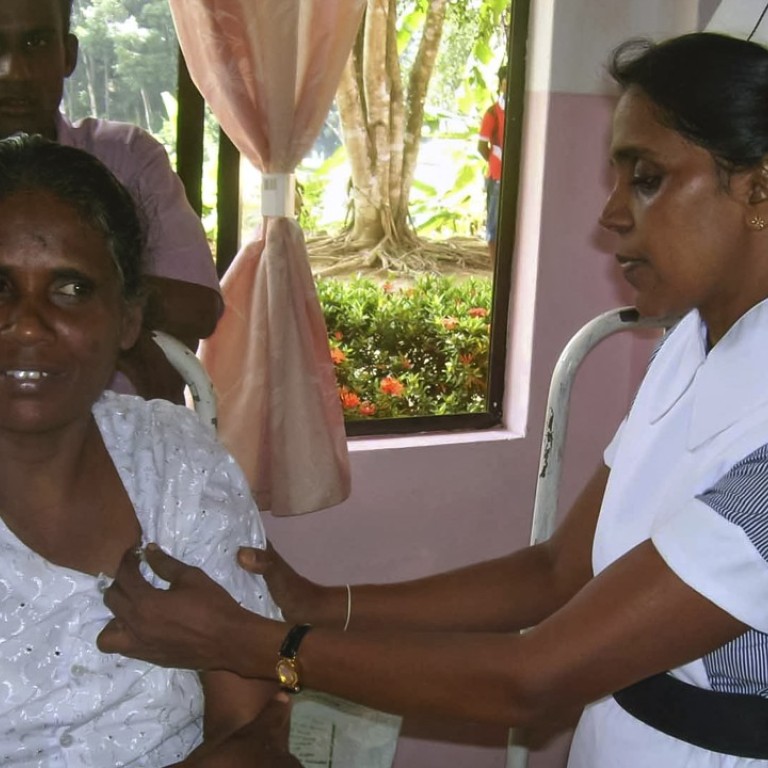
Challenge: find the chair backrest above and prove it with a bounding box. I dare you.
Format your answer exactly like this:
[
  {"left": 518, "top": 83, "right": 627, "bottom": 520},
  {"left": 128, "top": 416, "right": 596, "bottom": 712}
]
[
  {"left": 507, "top": 306, "right": 674, "bottom": 768},
  {"left": 530, "top": 307, "right": 672, "bottom": 546},
  {"left": 151, "top": 330, "right": 217, "bottom": 432}
]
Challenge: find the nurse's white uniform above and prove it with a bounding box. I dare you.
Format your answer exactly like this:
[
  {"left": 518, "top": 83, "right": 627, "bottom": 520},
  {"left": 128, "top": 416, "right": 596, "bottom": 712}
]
[{"left": 568, "top": 300, "right": 768, "bottom": 767}]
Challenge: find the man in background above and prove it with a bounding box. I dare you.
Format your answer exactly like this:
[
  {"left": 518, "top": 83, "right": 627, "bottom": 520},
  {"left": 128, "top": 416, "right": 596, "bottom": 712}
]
[
  {"left": 0, "top": 0, "right": 222, "bottom": 402},
  {"left": 477, "top": 64, "right": 507, "bottom": 268}
]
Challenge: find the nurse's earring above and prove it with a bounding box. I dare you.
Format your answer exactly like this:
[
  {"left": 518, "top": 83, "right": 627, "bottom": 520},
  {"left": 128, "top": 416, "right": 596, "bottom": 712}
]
[{"left": 748, "top": 214, "right": 766, "bottom": 231}]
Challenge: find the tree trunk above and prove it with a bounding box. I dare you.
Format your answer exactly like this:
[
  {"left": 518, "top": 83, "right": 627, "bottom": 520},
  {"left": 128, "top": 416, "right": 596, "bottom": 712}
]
[
  {"left": 398, "top": 0, "right": 448, "bottom": 233},
  {"left": 140, "top": 87, "right": 152, "bottom": 131},
  {"left": 81, "top": 49, "right": 99, "bottom": 116},
  {"left": 336, "top": 0, "right": 447, "bottom": 254}
]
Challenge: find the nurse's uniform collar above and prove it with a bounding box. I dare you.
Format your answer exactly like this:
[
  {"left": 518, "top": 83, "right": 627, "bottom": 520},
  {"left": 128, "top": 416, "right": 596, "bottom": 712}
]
[{"left": 647, "top": 300, "right": 768, "bottom": 449}]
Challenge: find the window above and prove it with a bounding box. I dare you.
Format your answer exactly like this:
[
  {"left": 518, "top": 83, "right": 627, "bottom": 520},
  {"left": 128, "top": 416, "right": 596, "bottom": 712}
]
[
  {"left": 65, "top": 1, "right": 179, "bottom": 153},
  {"left": 66, "top": 0, "right": 530, "bottom": 437}
]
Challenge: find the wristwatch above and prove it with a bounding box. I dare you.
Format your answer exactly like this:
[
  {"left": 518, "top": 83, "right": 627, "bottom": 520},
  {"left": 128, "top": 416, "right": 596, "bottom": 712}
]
[{"left": 276, "top": 623, "right": 313, "bottom": 693}]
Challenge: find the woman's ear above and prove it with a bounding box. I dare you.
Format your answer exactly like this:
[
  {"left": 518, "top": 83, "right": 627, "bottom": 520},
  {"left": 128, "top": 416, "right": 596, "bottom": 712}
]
[
  {"left": 747, "top": 161, "right": 768, "bottom": 204},
  {"left": 119, "top": 300, "right": 144, "bottom": 351},
  {"left": 743, "top": 161, "right": 768, "bottom": 231}
]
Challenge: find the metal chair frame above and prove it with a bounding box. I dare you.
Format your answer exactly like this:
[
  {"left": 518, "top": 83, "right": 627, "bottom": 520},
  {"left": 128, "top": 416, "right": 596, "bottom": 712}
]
[
  {"left": 507, "top": 307, "right": 672, "bottom": 768},
  {"left": 151, "top": 330, "right": 218, "bottom": 431}
]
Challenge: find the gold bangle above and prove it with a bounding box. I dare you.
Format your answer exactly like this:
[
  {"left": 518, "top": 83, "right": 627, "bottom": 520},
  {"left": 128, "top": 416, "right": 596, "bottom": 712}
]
[{"left": 343, "top": 584, "right": 352, "bottom": 632}]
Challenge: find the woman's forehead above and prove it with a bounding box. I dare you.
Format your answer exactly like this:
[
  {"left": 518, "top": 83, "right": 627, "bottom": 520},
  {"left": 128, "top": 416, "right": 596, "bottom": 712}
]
[
  {"left": 609, "top": 88, "right": 684, "bottom": 162},
  {"left": 0, "top": 190, "right": 112, "bottom": 261}
]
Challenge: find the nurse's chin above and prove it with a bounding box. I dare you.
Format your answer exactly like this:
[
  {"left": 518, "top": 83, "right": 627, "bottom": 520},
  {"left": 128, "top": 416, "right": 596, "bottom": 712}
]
[{"left": 631, "top": 292, "right": 690, "bottom": 324}]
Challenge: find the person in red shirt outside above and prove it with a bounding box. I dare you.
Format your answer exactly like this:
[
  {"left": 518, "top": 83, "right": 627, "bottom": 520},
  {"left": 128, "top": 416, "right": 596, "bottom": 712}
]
[{"left": 477, "top": 65, "right": 507, "bottom": 267}]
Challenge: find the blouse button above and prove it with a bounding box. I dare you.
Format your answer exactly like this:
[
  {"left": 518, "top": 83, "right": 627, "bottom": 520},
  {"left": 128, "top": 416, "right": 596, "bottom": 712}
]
[
  {"left": 70, "top": 664, "right": 86, "bottom": 677},
  {"left": 59, "top": 733, "right": 74, "bottom": 747}
]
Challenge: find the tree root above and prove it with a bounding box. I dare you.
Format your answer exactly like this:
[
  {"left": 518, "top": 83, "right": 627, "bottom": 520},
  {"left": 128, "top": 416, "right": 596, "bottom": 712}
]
[{"left": 307, "top": 233, "right": 491, "bottom": 278}]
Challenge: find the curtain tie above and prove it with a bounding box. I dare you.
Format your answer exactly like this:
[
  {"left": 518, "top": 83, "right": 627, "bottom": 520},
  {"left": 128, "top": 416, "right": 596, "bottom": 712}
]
[{"left": 261, "top": 173, "right": 296, "bottom": 218}]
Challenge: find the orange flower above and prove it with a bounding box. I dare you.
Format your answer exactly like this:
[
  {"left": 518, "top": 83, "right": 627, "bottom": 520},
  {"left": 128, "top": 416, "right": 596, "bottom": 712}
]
[
  {"left": 382, "top": 281, "right": 395, "bottom": 294},
  {"left": 379, "top": 375, "right": 405, "bottom": 397},
  {"left": 333, "top": 331, "right": 344, "bottom": 341},
  {"left": 459, "top": 353, "right": 474, "bottom": 366},
  {"left": 442, "top": 316, "right": 459, "bottom": 331},
  {"left": 330, "top": 346, "right": 346, "bottom": 365},
  {"left": 358, "top": 401, "right": 377, "bottom": 416},
  {"left": 339, "top": 386, "right": 361, "bottom": 409},
  {"left": 468, "top": 307, "right": 489, "bottom": 318}
]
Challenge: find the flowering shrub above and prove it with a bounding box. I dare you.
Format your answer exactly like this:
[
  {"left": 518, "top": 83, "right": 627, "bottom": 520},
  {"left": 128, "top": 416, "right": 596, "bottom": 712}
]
[{"left": 316, "top": 274, "right": 492, "bottom": 419}]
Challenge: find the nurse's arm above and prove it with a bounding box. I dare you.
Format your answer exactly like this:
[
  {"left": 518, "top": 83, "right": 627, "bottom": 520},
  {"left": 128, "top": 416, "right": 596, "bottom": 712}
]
[
  {"left": 247, "top": 465, "right": 610, "bottom": 634},
  {"left": 234, "top": 535, "right": 746, "bottom": 727}
]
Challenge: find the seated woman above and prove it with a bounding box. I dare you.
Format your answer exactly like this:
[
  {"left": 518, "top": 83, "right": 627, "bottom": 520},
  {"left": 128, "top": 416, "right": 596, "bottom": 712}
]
[{"left": 0, "top": 134, "right": 293, "bottom": 766}]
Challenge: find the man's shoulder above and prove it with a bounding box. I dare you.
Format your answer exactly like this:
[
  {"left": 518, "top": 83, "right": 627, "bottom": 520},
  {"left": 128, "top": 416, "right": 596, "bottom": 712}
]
[
  {"left": 479, "top": 104, "right": 497, "bottom": 131},
  {"left": 480, "top": 101, "right": 503, "bottom": 127},
  {"left": 57, "top": 114, "right": 165, "bottom": 162},
  {"left": 57, "top": 114, "right": 173, "bottom": 192}
]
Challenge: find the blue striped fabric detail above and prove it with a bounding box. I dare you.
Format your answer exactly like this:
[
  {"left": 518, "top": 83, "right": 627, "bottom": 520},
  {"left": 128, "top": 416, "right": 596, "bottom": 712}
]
[
  {"left": 697, "top": 445, "right": 768, "bottom": 696},
  {"left": 699, "top": 445, "right": 768, "bottom": 560},
  {"left": 704, "top": 631, "right": 768, "bottom": 696}
]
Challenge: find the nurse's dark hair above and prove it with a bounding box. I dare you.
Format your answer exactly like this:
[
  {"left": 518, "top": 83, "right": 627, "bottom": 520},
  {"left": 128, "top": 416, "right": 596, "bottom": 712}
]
[
  {"left": 0, "top": 134, "right": 145, "bottom": 300},
  {"left": 609, "top": 32, "right": 768, "bottom": 172}
]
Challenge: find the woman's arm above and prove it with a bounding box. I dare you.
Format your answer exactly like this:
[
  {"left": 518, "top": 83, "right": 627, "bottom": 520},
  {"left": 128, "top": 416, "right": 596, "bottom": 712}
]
[
  {"left": 167, "top": 690, "right": 301, "bottom": 767},
  {"left": 189, "top": 671, "right": 279, "bottom": 758},
  {"left": 254, "top": 539, "right": 745, "bottom": 727},
  {"left": 243, "top": 466, "right": 609, "bottom": 634},
  {"left": 98, "top": 461, "right": 746, "bottom": 728},
  {"left": 98, "top": 465, "right": 608, "bottom": 665}
]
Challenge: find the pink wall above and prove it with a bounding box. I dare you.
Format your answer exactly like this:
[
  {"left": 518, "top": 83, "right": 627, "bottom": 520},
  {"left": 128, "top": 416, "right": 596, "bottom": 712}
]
[{"left": 263, "top": 91, "right": 656, "bottom": 768}]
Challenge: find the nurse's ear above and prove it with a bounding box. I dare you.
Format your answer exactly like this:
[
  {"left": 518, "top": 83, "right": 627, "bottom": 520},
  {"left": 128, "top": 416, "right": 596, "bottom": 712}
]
[{"left": 744, "top": 160, "right": 768, "bottom": 231}]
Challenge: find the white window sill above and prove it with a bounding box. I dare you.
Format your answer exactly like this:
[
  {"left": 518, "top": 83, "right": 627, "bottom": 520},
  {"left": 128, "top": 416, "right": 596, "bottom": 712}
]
[{"left": 348, "top": 424, "right": 524, "bottom": 453}]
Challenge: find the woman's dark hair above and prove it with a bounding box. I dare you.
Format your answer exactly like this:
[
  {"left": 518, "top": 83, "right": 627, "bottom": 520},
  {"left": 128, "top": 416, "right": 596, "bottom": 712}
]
[
  {"left": 0, "top": 134, "right": 144, "bottom": 300},
  {"left": 609, "top": 33, "right": 768, "bottom": 171}
]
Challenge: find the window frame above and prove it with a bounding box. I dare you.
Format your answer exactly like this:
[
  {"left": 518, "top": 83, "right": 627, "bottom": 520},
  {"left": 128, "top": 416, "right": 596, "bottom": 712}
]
[{"left": 174, "top": 0, "right": 530, "bottom": 437}]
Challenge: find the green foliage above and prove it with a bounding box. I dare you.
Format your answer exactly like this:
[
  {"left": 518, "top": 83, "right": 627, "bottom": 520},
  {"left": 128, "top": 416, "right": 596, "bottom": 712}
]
[
  {"left": 296, "top": 177, "right": 324, "bottom": 234},
  {"left": 426, "top": 0, "right": 509, "bottom": 115},
  {"left": 317, "top": 275, "right": 492, "bottom": 419},
  {"left": 65, "top": 0, "right": 177, "bottom": 132},
  {"left": 406, "top": 134, "right": 486, "bottom": 237}
]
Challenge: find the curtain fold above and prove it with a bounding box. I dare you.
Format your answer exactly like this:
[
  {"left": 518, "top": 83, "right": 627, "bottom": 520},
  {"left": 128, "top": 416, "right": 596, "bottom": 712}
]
[{"left": 169, "top": 0, "right": 365, "bottom": 515}]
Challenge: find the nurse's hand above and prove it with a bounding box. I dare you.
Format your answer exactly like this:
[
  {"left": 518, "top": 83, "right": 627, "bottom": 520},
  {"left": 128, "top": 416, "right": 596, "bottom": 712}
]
[
  {"left": 238, "top": 543, "right": 349, "bottom": 629},
  {"left": 97, "top": 544, "right": 267, "bottom": 672}
]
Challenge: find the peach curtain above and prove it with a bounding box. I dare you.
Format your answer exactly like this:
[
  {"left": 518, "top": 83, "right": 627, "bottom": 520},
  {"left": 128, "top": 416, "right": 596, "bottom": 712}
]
[{"left": 168, "top": 0, "right": 365, "bottom": 515}]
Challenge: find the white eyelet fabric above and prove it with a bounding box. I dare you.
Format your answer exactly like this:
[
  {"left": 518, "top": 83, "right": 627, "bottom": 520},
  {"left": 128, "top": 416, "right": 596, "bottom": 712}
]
[{"left": 0, "top": 392, "right": 280, "bottom": 766}]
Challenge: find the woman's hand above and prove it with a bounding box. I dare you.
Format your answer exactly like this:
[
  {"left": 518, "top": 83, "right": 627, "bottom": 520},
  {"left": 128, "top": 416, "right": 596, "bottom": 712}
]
[
  {"left": 169, "top": 693, "right": 302, "bottom": 767},
  {"left": 97, "top": 544, "right": 274, "bottom": 672},
  {"left": 238, "top": 543, "right": 348, "bottom": 629}
]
